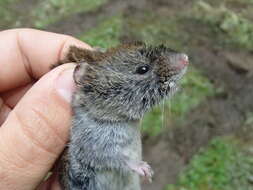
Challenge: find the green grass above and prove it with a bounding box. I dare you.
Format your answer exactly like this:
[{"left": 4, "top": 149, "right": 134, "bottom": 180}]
[
  {"left": 192, "top": 1, "right": 253, "bottom": 50},
  {"left": 32, "top": 0, "right": 107, "bottom": 28},
  {"left": 142, "top": 67, "right": 216, "bottom": 136},
  {"left": 166, "top": 137, "right": 253, "bottom": 190},
  {"left": 79, "top": 16, "right": 123, "bottom": 48}
]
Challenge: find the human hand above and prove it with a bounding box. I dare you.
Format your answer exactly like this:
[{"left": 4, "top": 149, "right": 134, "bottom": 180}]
[{"left": 0, "top": 29, "right": 91, "bottom": 190}]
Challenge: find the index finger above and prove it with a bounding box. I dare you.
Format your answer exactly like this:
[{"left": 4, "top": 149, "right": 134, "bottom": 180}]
[{"left": 0, "top": 29, "right": 91, "bottom": 92}]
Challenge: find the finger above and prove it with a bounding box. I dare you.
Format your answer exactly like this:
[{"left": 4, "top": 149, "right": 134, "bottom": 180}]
[
  {"left": 1, "top": 83, "right": 33, "bottom": 108},
  {"left": 0, "top": 64, "right": 75, "bottom": 190},
  {"left": 0, "top": 28, "right": 91, "bottom": 92}
]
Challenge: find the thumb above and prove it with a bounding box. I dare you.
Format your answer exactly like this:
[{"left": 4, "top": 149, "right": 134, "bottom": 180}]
[{"left": 0, "top": 64, "right": 75, "bottom": 190}]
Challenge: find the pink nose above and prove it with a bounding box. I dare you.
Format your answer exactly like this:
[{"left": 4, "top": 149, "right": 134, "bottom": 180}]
[
  {"left": 170, "top": 53, "right": 189, "bottom": 71},
  {"left": 180, "top": 54, "right": 189, "bottom": 66}
]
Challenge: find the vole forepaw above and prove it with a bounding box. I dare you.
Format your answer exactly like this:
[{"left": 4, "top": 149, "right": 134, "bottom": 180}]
[{"left": 128, "top": 161, "right": 154, "bottom": 183}]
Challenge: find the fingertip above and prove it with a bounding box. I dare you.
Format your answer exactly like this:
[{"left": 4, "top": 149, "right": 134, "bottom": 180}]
[{"left": 54, "top": 63, "right": 76, "bottom": 103}]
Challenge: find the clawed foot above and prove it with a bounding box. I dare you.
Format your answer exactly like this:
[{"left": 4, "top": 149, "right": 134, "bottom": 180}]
[{"left": 128, "top": 161, "right": 154, "bottom": 182}]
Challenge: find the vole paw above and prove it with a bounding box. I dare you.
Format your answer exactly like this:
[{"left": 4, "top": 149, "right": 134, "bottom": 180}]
[{"left": 129, "top": 161, "right": 154, "bottom": 182}]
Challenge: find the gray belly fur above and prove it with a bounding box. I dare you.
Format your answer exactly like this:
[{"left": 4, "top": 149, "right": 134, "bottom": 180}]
[{"left": 63, "top": 112, "right": 142, "bottom": 190}]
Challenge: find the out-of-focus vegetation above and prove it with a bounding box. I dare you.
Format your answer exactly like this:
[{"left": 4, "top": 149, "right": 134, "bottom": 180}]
[
  {"left": 33, "top": 0, "right": 107, "bottom": 28},
  {"left": 0, "top": 0, "right": 106, "bottom": 29},
  {"left": 79, "top": 16, "right": 122, "bottom": 48},
  {"left": 125, "top": 12, "right": 189, "bottom": 51},
  {"left": 0, "top": 0, "right": 17, "bottom": 27},
  {"left": 192, "top": 1, "right": 253, "bottom": 50},
  {"left": 245, "top": 112, "right": 253, "bottom": 126},
  {"left": 166, "top": 137, "right": 253, "bottom": 190}
]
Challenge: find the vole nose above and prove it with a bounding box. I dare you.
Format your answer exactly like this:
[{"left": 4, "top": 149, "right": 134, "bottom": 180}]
[
  {"left": 179, "top": 54, "right": 189, "bottom": 66},
  {"left": 172, "top": 53, "right": 189, "bottom": 71}
]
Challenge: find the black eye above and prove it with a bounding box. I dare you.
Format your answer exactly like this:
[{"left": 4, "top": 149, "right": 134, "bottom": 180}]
[{"left": 136, "top": 65, "right": 149, "bottom": 74}]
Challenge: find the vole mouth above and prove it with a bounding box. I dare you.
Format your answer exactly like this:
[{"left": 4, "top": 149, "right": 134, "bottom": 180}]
[{"left": 164, "top": 81, "right": 176, "bottom": 88}]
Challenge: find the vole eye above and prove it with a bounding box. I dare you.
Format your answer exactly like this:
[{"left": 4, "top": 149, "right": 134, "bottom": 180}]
[{"left": 136, "top": 65, "right": 149, "bottom": 74}]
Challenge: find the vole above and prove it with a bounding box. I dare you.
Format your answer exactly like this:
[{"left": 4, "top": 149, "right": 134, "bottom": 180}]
[{"left": 53, "top": 41, "right": 189, "bottom": 190}]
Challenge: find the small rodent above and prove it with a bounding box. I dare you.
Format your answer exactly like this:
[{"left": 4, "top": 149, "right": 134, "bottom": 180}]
[{"left": 53, "top": 41, "right": 188, "bottom": 190}]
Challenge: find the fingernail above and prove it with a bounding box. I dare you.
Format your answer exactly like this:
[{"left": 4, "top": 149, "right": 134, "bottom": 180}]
[{"left": 55, "top": 67, "right": 75, "bottom": 103}]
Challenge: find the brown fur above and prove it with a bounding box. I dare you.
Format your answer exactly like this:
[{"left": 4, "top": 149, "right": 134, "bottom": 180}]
[{"left": 51, "top": 41, "right": 145, "bottom": 69}]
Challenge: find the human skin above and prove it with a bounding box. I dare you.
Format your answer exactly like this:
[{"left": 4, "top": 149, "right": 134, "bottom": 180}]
[{"left": 0, "top": 29, "right": 91, "bottom": 190}]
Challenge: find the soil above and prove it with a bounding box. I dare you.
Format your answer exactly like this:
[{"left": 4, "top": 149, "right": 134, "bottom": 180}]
[{"left": 3, "top": 0, "right": 253, "bottom": 189}]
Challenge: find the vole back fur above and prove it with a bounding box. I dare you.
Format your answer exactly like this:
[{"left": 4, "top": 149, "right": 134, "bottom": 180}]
[{"left": 54, "top": 42, "right": 188, "bottom": 190}]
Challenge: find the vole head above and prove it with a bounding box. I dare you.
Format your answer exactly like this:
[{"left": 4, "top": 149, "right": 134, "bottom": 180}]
[{"left": 71, "top": 42, "right": 188, "bottom": 122}]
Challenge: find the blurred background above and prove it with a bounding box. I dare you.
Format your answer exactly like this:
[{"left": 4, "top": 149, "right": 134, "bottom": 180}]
[{"left": 1, "top": 0, "right": 253, "bottom": 189}]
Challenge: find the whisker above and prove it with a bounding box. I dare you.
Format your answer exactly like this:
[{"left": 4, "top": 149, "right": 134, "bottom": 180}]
[
  {"left": 168, "top": 98, "right": 172, "bottom": 118},
  {"left": 139, "top": 116, "right": 144, "bottom": 130},
  {"left": 162, "top": 99, "right": 165, "bottom": 129}
]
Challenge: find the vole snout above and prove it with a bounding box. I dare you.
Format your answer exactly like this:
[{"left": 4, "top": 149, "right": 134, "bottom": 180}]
[
  {"left": 180, "top": 54, "right": 189, "bottom": 66},
  {"left": 170, "top": 53, "right": 189, "bottom": 71}
]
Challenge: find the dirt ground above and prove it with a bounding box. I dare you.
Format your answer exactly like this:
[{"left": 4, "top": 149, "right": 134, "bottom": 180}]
[{"left": 2, "top": 0, "right": 253, "bottom": 189}]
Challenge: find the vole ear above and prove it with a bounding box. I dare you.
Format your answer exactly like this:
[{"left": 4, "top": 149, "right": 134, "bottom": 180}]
[{"left": 73, "top": 62, "right": 90, "bottom": 85}]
